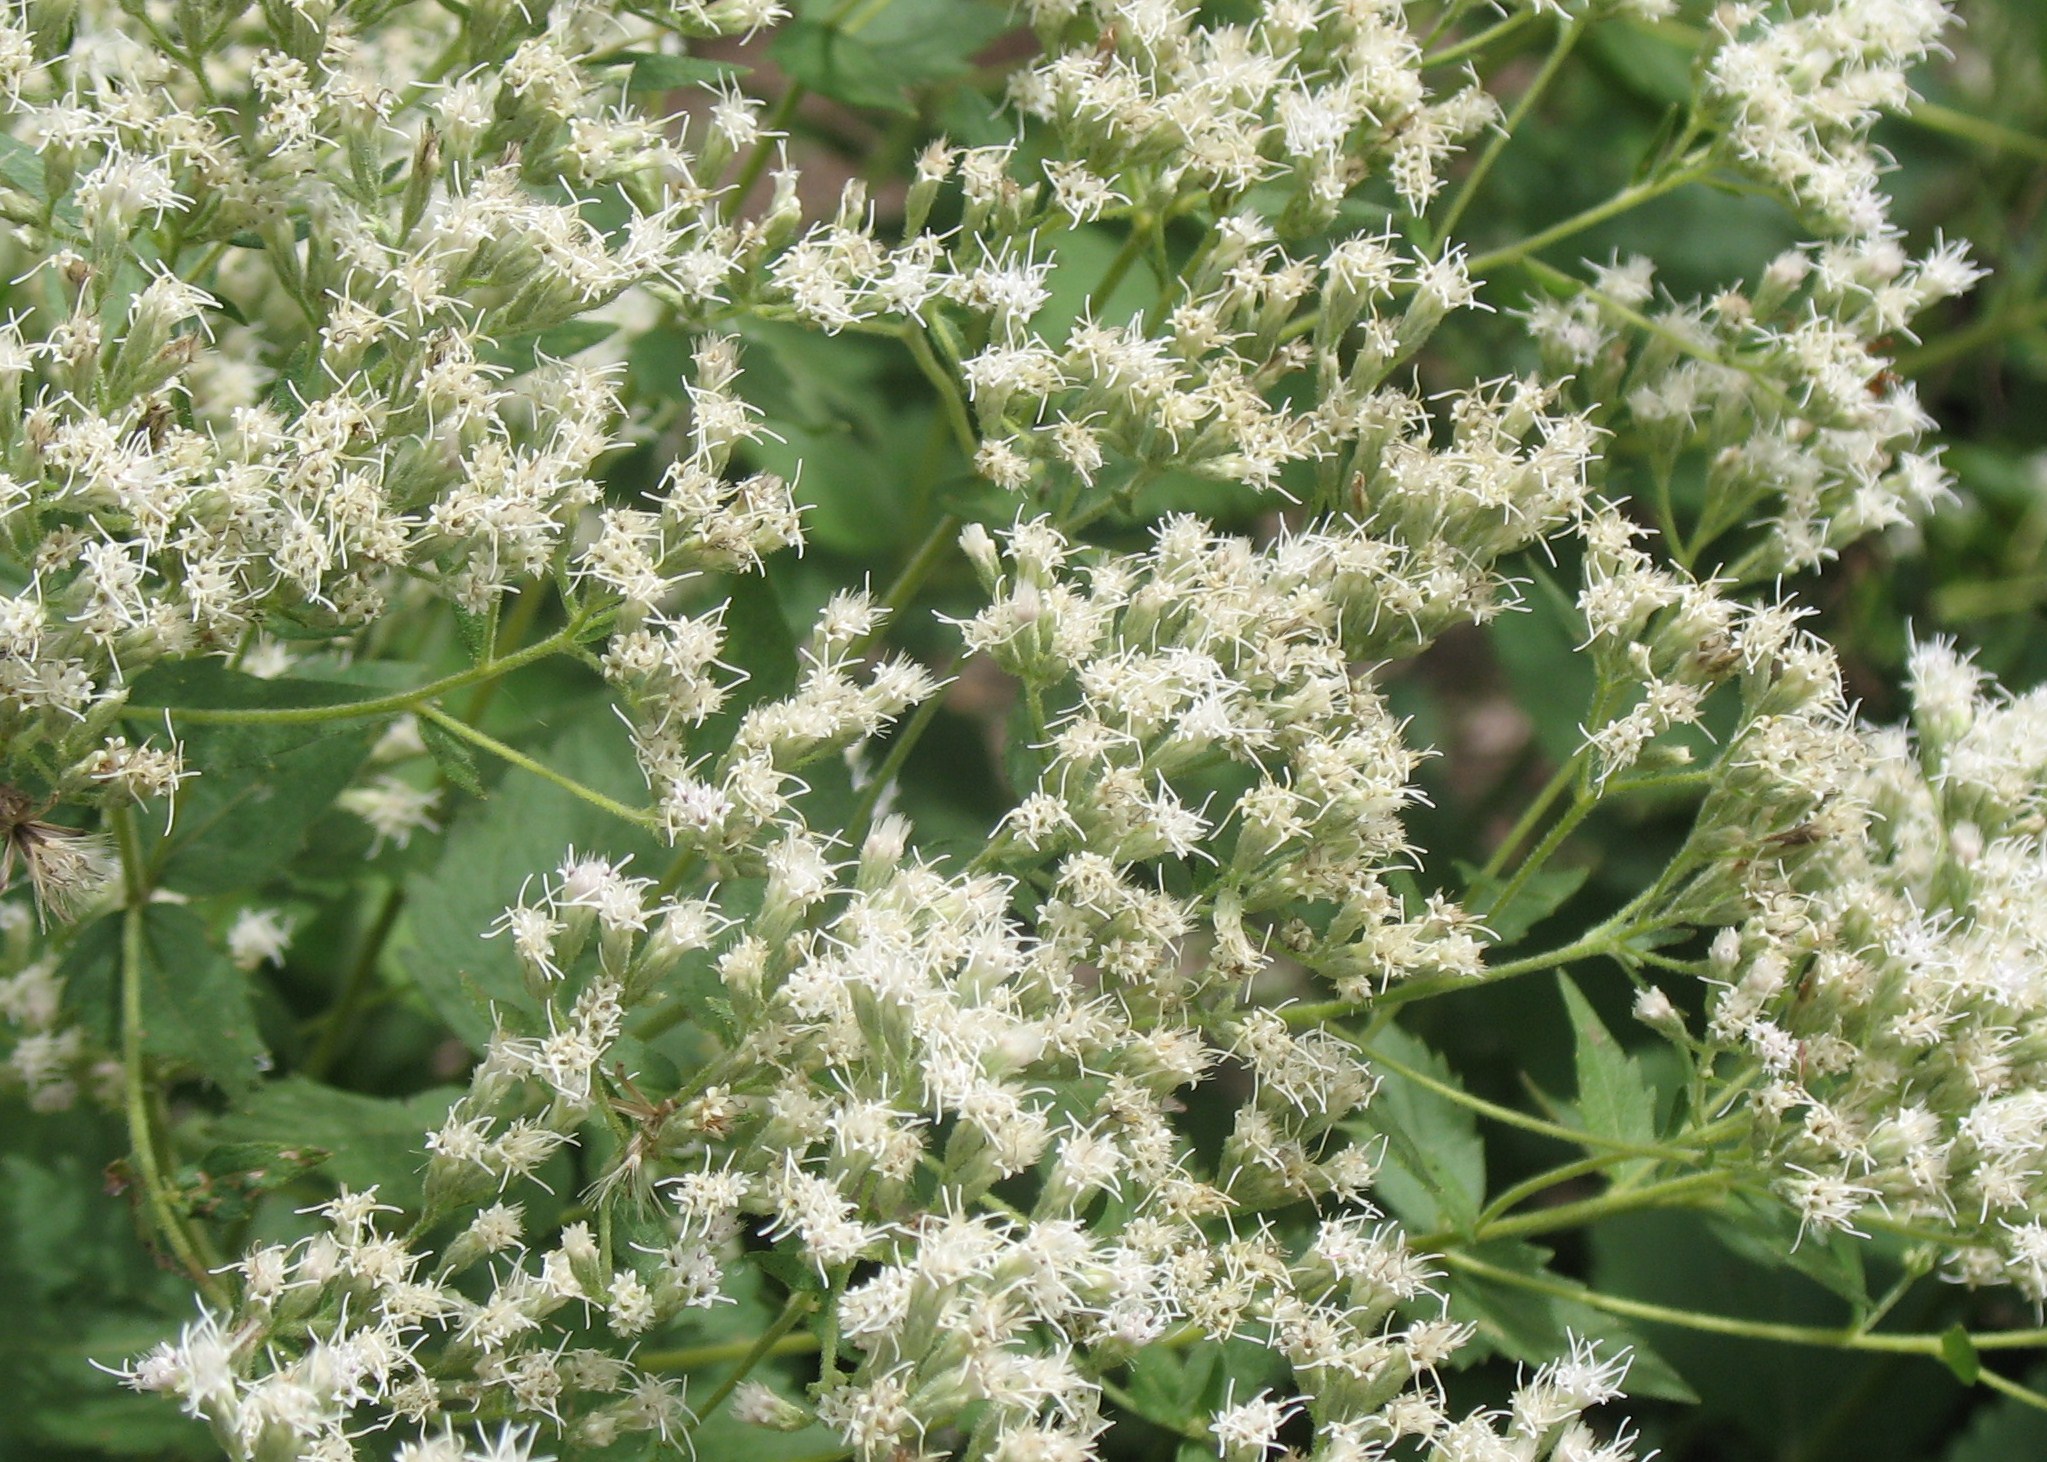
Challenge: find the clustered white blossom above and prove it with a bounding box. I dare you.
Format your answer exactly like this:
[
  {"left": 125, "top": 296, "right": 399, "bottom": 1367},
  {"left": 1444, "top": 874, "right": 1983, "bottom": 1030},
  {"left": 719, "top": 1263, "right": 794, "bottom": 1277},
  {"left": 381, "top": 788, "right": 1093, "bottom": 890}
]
[
  {"left": 0, "top": 0, "right": 2023, "bottom": 1456},
  {"left": 1646, "top": 638, "right": 2047, "bottom": 1301}
]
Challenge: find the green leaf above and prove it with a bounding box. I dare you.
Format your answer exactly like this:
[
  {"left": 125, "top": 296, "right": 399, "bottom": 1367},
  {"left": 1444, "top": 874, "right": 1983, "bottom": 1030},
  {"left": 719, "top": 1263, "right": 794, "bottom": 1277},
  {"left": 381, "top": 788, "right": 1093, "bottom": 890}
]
[
  {"left": 1462, "top": 860, "right": 1590, "bottom": 944},
  {"left": 452, "top": 600, "right": 496, "bottom": 665},
  {"left": 158, "top": 719, "right": 375, "bottom": 896},
  {"left": 393, "top": 703, "right": 663, "bottom": 1048},
  {"left": 1125, "top": 1343, "right": 1223, "bottom": 1433},
  {"left": 127, "top": 658, "right": 382, "bottom": 714},
  {"left": 1351, "top": 1024, "right": 1485, "bottom": 1231},
  {"left": 1559, "top": 973, "right": 1656, "bottom": 1147},
  {"left": 1448, "top": 1241, "right": 1699, "bottom": 1403},
  {"left": 0, "top": 132, "right": 37, "bottom": 191},
  {"left": 0, "top": 134, "right": 82, "bottom": 231},
  {"left": 419, "top": 713, "right": 489, "bottom": 799},
  {"left": 771, "top": 1, "right": 1011, "bottom": 114},
  {"left": 175, "top": 1141, "right": 332, "bottom": 1224},
  {"left": 126, "top": 661, "right": 382, "bottom": 895},
  {"left": 138, "top": 905, "right": 271, "bottom": 1094},
  {"left": 734, "top": 320, "right": 928, "bottom": 557},
  {"left": 1704, "top": 1189, "right": 1871, "bottom": 1313},
  {"left": 1940, "top": 1323, "right": 1982, "bottom": 1386},
  {"left": 613, "top": 51, "right": 748, "bottom": 93},
  {"left": 772, "top": 19, "right": 914, "bottom": 112},
  {"left": 60, "top": 907, "right": 268, "bottom": 1095},
  {"left": 211, "top": 1076, "right": 459, "bottom": 1211}
]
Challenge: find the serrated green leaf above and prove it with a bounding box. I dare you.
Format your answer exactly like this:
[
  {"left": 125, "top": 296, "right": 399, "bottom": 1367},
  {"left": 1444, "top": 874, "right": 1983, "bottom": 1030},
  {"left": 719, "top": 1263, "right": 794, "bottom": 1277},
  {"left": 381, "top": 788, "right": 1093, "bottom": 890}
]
[
  {"left": 1449, "top": 1241, "right": 1699, "bottom": 1403},
  {"left": 452, "top": 601, "right": 496, "bottom": 665},
  {"left": 1705, "top": 1189, "right": 1871, "bottom": 1312},
  {"left": 157, "top": 719, "right": 375, "bottom": 896},
  {"left": 64, "top": 907, "right": 270, "bottom": 1095},
  {"left": 392, "top": 704, "right": 664, "bottom": 1048},
  {"left": 614, "top": 51, "right": 747, "bottom": 92},
  {"left": 126, "top": 661, "right": 382, "bottom": 895},
  {"left": 211, "top": 1076, "right": 459, "bottom": 1212},
  {"left": 138, "top": 905, "right": 271, "bottom": 1094},
  {"left": 419, "top": 713, "right": 489, "bottom": 799},
  {"left": 1559, "top": 973, "right": 1656, "bottom": 1148},
  {"left": 1940, "top": 1323, "right": 1982, "bottom": 1385},
  {"left": 1351, "top": 1024, "right": 1485, "bottom": 1231},
  {"left": 1463, "top": 860, "right": 1591, "bottom": 944}
]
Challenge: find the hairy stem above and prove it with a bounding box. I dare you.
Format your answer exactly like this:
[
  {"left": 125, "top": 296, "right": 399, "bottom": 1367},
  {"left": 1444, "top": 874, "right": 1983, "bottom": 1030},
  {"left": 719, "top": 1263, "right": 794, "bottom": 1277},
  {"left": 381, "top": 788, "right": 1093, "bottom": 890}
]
[
  {"left": 415, "top": 703, "right": 655, "bottom": 830},
  {"left": 112, "top": 805, "right": 232, "bottom": 1308}
]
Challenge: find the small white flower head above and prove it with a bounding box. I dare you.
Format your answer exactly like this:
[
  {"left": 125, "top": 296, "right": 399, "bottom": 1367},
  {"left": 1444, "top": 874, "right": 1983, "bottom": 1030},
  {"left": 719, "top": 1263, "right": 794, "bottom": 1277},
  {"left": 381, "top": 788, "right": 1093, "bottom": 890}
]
[
  {"left": 227, "top": 907, "right": 295, "bottom": 971},
  {"left": 1210, "top": 1390, "right": 1303, "bottom": 1461},
  {"left": 338, "top": 777, "right": 442, "bottom": 854}
]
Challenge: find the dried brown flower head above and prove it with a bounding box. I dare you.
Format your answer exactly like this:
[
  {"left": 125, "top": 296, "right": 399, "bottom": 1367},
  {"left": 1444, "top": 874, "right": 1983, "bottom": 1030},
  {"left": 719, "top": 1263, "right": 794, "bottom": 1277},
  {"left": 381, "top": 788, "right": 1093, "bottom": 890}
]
[{"left": 0, "top": 785, "right": 116, "bottom": 927}]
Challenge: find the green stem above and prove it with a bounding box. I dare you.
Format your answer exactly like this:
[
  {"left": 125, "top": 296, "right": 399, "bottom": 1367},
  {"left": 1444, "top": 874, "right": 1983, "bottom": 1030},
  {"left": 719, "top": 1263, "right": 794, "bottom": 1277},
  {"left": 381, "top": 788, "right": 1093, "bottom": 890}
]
[
  {"left": 1438, "top": 1247, "right": 2047, "bottom": 1361},
  {"left": 1979, "top": 1368, "right": 2047, "bottom": 1414},
  {"left": 903, "top": 323, "right": 980, "bottom": 460},
  {"left": 681, "top": 1291, "right": 820, "bottom": 1434},
  {"left": 1423, "top": 7, "right": 1539, "bottom": 67},
  {"left": 640, "top": 1331, "right": 822, "bottom": 1374},
  {"left": 301, "top": 883, "right": 406, "bottom": 1081},
  {"left": 1476, "top": 1149, "right": 1657, "bottom": 1230},
  {"left": 134, "top": 618, "right": 590, "bottom": 726},
  {"left": 1481, "top": 794, "right": 1591, "bottom": 921},
  {"left": 1361, "top": 1039, "right": 1689, "bottom": 1160},
  {"left": 414, "top": 704, "right": 654, "bottom": 830},
  {"left": 1421, "top": 1169, "right": 1737, "bottom": 1247},
  {"left": 1906, "top": 99, "right": 2047, "bottom": 164},
  {"left": 1435, "top": 16, "right": 1586, "bottom": 247},
  {"left": 1476, "top": 751, "right": 1582, "bottom": 883},
  {"left": 1467, "top": 156, "right": 1713, "bottom": 277},
  {"left": 112, "top": 807, "right": 232, "bottom": 1309},
  {"left": 465, "top": 584, "right": 550, "bottom": 724}
]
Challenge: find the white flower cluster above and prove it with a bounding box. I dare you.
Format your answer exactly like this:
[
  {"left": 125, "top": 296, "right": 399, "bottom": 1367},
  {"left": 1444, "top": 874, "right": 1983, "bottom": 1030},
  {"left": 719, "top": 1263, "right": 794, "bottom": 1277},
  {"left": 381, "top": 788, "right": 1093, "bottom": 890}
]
[
  {"left": 1663, "top": 638, "right": 2047, "bottom": 1300},
  {"left": 125, "top": 827, "right": 1647, "bottom": 1462},
  {"left": 0, "top": 0, "right": 2016, "bottom": 1454},
  {"left": 1011, "top": 0, "right": 1497, "bottom": 227},
  {"left": 1706, "top": 0, "right": 1954, "bottom": 237},
  {"left": 1529, "top": 235, "right": 1979, "bottom": 578},
  {"left": 0, "top": 0, "right": 753, "bottom": 780}
]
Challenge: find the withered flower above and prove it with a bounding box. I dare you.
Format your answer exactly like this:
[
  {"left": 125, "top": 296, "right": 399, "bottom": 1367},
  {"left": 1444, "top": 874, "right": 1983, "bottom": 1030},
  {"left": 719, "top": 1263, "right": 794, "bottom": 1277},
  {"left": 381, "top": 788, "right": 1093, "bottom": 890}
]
[{"left": 0, "top": 785, "right": 117, "bottom": 927}]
